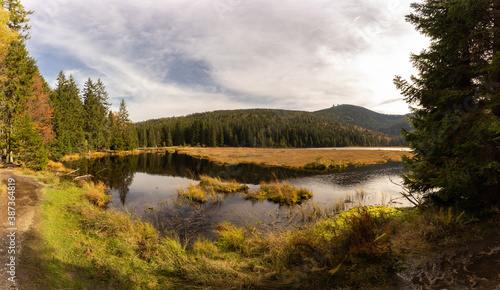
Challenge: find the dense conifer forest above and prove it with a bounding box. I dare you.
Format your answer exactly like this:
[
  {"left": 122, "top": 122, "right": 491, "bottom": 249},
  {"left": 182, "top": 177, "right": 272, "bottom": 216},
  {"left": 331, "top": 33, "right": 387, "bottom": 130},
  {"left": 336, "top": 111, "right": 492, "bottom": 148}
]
[
  {"left": 0, "top": 0, "right": 138, "bottom": 169},
  {"left": 135, "top": 108, "right": 406, "bottom": 148}
]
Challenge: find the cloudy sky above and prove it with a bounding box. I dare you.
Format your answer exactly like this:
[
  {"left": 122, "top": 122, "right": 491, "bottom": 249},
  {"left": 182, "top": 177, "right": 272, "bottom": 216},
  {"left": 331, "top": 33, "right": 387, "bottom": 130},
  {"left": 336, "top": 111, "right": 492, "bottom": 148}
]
[{"left": 22, "top": 0, "right": 429, "bottom": 122}]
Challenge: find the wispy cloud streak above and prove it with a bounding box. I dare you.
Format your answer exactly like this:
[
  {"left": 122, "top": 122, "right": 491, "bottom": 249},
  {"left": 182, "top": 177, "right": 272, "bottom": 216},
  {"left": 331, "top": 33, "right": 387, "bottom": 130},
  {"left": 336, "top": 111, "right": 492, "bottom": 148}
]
[{"left": 23, "top": 0, "right": 428, "bottom": 121}]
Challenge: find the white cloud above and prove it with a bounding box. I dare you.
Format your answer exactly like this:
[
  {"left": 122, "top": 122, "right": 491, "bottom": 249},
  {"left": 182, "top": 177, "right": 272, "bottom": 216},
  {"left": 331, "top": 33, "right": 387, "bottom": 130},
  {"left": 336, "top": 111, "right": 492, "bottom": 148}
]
[{"left": 23, "top": 0, "right": 429, "bottom": 121}]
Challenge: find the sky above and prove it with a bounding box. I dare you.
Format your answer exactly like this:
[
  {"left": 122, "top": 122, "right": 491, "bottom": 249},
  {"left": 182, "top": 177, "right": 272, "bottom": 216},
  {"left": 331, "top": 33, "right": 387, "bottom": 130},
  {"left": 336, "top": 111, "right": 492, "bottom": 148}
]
[{"left": 22, "top": 0, "right": 429, "bottom": 122}]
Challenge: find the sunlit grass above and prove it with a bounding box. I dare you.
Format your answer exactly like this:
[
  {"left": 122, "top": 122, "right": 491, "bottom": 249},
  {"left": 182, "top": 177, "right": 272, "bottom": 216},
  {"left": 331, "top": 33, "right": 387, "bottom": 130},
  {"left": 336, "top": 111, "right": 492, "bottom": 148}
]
[
  {"left": 177, "top": 175, "right": 248, "bottom": 203},
  {"left": 176, "top": 147, "right": 413, "bottom": 170},
  {"left": 19, "top": 168, "right": 500, "bottom": 289},
  {"left": 177, "top": 182, "right": 217, "bottom": 203},
  {"left": 244, "top": 180, "right": 313, "bottom": 205},
  {"left": 198, "top": 175, "right": 249, "bottom": 193},
  {"left": 47, "top": 160, "right": 71, "bottom": 172},
  {"left": 81, "top": 180, "right": 112, "bottom": 207}
]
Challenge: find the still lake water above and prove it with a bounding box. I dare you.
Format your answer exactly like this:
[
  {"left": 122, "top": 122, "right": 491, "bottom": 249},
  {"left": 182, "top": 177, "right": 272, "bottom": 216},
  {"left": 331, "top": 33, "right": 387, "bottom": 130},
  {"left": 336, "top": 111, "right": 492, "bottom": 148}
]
[{"left": 65, "top": 152, "right": 411, "bottom": 240}]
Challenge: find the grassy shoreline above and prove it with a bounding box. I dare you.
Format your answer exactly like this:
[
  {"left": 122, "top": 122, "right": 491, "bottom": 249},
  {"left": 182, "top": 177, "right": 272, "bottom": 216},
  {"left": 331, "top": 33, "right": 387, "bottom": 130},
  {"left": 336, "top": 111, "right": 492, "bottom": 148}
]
[
  {"left": 16, "top": 168, "right": 500, "bottom": 289},
  {"left": 168, "top": 147, "right": 412, "bottom": 170},
  {"left": 59, "top": 147, "right": 412, "bottom": 171}
]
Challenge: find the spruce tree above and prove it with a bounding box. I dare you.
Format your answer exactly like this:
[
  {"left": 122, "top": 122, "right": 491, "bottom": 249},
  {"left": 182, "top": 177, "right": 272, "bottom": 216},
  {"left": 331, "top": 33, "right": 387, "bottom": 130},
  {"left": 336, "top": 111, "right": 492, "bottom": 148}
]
[
  {"left": 394, "top": 0, "right": 500, "bottom": 205},
  {"left": 12, "top": 114, "right": 48, "bottom": 170},
  {"left": 83, "top": 78, "right": 110, "bottom": 151},
  {"left": 50, "top": 72, "right": 85, "bottom": 157}
]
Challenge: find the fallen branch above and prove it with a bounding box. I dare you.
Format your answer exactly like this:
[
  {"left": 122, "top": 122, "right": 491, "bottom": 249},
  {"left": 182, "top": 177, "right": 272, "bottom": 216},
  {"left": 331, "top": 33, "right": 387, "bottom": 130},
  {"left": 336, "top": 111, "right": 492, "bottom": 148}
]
[
  {"left": 74, "top": 174, "right": 93, "bottom": 181},
  {"left": 95, "top": 168, "right": 107, "bottom": 175},
  {"left": 61, "top": 168, "right": 79, "bottom": 176}
]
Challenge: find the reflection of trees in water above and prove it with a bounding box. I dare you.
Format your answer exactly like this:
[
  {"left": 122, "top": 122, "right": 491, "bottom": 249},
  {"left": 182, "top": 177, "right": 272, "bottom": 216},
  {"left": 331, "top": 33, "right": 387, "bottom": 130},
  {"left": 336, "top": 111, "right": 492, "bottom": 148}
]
[
  {"left": 64, "top": 152, "right": 316, "bottom": 204},
  {"left": 66, "top": 155, "right": 138, "bottom": 205}
]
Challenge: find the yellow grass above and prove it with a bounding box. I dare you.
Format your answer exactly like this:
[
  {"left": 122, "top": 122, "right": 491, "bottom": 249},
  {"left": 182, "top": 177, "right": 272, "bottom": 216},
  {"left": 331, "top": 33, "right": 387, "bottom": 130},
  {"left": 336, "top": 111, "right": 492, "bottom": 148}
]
[
  {"left": 199, "top": 175, "right": 248, "bottom": 193},
  {"left": 176, "top": 147, "right": 413, "bottom": 170},
  {"left": 244, "top": 180, "right": 313, "bottom": 205},
  {"left": 61, "top": 149, "right": 144, "bottom": 161},
  {"left": 82, "top": 181, "right": 112, "bottom": 207},
  {"left": 47, "top": 160, "right": 72, "bottom": 172},
  {"left": 177, "top": 176, "right": 248, "bottom": 203}
]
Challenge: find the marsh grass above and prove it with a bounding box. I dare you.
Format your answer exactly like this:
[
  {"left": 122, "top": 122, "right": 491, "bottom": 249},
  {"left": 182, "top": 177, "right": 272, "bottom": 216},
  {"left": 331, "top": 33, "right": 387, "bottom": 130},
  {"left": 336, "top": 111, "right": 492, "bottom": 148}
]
[
  {"left": 177, "top": 182, "right": 220, "bottom": 203},
  {"left": 47, "top": 160, "right": 71, "bottom": 172},
  {"left": 21, "top": 168, "right": 498, "bottom": 289},
  {"left": 304, "top": 160, "right": 348, "bottom": 170},
  {"left": 21, "top": 172, "right": 463, "bottom": 289},
  {"left": 177, "top": 175, "right": 247, "bottom": 204},
  {"left": 390, "top": 207, "right": 481, "bottom": 255},
  {"left": 81, "top": 180, "right": 112, "bottom": 207},
  {"left": 176, "top": 147, "right": 412, "bottom": 170},
  {"left": 244, "top": 180, "right": 313, "bottom": 205},
  {"left": 198, "top": 175, "right": 249, "bottom": 193}
]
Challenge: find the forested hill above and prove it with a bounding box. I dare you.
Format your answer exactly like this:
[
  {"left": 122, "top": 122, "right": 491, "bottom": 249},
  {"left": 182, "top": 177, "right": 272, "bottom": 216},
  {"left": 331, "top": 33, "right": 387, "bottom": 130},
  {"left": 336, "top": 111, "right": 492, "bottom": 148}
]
[
  {"left": 135, "top": 108, "right": 405, "bottom": 148},
  {"left": 314, "top": 105, "right": 411, "bottom": 138}
]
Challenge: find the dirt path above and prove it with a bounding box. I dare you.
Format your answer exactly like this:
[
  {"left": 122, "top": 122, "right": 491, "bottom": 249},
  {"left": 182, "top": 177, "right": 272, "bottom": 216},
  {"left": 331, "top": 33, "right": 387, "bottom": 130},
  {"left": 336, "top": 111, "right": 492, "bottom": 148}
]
[{"left": 0, "top": 168, "right": 42, "bottom": 290}]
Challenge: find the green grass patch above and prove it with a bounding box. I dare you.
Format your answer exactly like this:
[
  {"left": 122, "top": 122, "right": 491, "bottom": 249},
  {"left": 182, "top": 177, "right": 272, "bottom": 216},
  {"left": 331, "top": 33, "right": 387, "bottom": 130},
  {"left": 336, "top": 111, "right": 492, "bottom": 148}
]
[
  {"left": 22, "top": 179, "right": 186, "bottom": 289},
  {"left": 23, "top": 175, "right": 402, "bottom": 289},
  {"left": 244, "top": 180, "right": 313, "bottom": 205},
  {"left": 20, "top": 168, "right": 500, "bottom": 289}
]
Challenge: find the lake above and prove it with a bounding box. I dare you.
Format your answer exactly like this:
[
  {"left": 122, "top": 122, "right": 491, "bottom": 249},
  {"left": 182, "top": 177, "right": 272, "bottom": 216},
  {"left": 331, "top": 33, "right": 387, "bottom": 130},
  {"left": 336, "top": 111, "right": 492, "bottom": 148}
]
[{"left": 64, "top": 151, "right": 411, "bottom": 241}]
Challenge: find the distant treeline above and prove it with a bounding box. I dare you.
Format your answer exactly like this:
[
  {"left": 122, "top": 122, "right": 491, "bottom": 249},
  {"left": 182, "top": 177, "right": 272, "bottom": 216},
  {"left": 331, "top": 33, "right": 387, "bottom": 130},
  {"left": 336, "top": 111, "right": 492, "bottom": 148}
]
[{"left": 136, "top": 109, "right": 404, "bottom": 148}]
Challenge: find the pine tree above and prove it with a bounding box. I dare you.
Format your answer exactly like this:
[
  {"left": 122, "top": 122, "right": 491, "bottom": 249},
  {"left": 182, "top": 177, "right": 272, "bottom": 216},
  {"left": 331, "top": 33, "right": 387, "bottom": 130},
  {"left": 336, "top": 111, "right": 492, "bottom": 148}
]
[
  {"left": 0, "top": 42, "right": 36, "bottom": 162},
  {"left": 50, "top": 72, "right": 85, "bottom": 157},
  {"left": 109, "top": 112, "right": 123, "bottom": 150},
  {"left": 83, "top": 78, "right": 110, "bottom": 151},
  {"left": 113, "top": 99, "right": 137, "bottom": 150},
  {"left": 0, "top": 1, "right": 51, "bottom": 166},
  {"left": 394, "top": 0, "right": 500, "bottom": 205},
  {"left": 12, "top": 114, "right": 48, "bottom": 170}
]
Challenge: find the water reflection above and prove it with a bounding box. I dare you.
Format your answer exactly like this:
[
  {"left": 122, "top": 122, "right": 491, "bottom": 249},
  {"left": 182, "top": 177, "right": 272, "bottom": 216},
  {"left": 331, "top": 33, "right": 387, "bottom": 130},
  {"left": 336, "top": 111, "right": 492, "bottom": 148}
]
[
  {"left": 65, "top": 152, "right": 319, "bottom": 205},
  {"left": 64, "top": 152, "right": 410, "bottom": 241}
]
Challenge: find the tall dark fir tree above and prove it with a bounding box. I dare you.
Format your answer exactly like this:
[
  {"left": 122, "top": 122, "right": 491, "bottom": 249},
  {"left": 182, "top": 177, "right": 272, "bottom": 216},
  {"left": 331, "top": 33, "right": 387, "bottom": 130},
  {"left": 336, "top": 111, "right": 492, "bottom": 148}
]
[{"left": 395, "top": 0, "right": 500, "bottom": 206}]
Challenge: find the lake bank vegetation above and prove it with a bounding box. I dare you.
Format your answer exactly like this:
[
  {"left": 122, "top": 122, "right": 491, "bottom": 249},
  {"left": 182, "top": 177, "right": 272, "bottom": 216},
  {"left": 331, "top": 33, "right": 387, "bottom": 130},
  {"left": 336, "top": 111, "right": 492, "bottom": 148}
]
[
  {"left": 16, "top": 169, "right": 500, "bottom": 289},
  {"left": 2, "top": 0, "right": 500, "bottom": 288},
  {"left": 175, "top": 147, "right": 412, "bottom": 171}
]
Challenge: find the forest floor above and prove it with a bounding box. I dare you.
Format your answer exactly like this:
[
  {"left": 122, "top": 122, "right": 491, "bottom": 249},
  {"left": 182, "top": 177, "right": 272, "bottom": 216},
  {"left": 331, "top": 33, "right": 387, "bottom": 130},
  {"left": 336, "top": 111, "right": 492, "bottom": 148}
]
[
  {"left": 0, "top": 167, "right": 42, "bottom": 290},
  {"left": 175, "top": 147, "right": 413, "bottom": 169}
]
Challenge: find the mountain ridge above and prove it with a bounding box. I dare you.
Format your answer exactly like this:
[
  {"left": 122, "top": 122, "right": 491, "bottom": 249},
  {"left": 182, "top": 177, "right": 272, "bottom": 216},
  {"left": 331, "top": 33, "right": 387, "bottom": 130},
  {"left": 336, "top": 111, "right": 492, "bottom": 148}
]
[
  {"left": 314, "top": 104, "right": 411, "bottom": 138},
  {"left": 135, "top": 105, "right": 410, "bottom": 148}
]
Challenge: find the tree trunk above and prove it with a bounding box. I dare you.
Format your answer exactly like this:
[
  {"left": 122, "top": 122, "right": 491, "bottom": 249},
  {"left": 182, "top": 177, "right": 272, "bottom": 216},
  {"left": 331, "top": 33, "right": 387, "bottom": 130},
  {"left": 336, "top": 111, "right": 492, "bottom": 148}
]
[{"left": 494, "top": 0, "right": 500, "bottom": 116}]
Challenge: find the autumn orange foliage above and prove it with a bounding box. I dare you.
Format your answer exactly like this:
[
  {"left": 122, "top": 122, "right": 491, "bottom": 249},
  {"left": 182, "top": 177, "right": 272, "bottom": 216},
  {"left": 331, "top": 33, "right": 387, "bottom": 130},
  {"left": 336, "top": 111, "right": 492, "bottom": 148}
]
[{"left": 23, "top": 74, "right": 54, "bottom": 144}]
